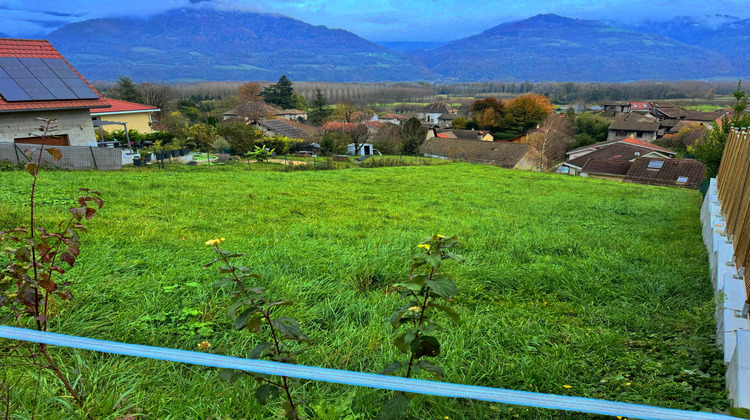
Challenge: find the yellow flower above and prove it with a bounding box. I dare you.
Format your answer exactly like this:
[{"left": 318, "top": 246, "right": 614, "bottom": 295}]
[
  {"left": 417, "top": 244, "right": 430, "bottom": 250},
  {"left": 436, "top": 234, "right": 445, "bottom": 239},
  {"left": 625, "top": 382, "right": 631, "bottom": 386},
  {"left": 444, "top": 417, "right": 450, "bottom": 420},
  {"left": 205, "top": 238, "right": 225, "bottom": 246},
  {"left": 408, "top": 306, "right": 421, "bottom": 313},
  {"left": 197, "top": 341, "right": 211, "bottom": 350},
  {"left": 563, "top": 385, "right": 572, "bottom": 389}
]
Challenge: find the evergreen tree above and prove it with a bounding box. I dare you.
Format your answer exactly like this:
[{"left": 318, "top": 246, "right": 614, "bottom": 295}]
[
  {"left": 262, "top": 75, "right": 295, "bottom": 109},
  {"left": 400, "top": 117, "right": 427, "bottom": 155},
  {"left": 308, "top": 89, "right": 331, "bottom": 126},
  {"left": 110, "top": 76, "right": 144, "bottom": 103}
]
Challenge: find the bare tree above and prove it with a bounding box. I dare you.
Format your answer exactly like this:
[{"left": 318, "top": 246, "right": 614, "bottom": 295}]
[
  {"left": 524, "top": 113, "right": 574, "bottom": 170},
  {"left": 137, "top": 82, "right": 177, "bottom": 112}
]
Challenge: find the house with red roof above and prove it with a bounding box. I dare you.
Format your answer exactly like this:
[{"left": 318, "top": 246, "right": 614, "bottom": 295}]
[
  {"left": 0, "top": 38, "right": 109, "bottom": 146},
  {"left": 90, "top": 98, "right": 159, "bottom": 133},
  {"left": 562, "top": 136, "right": 676, "bottom": 177}
]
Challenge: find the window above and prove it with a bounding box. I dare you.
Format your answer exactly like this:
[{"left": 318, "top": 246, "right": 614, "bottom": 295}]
[
  {"left": 676, "top": 176, "right": 688, "bottom": 184},
  {"left": 647, "top": 160, "right": 664, "bottom": 170}
]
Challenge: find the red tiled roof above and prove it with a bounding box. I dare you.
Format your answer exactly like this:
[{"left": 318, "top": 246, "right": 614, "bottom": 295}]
[
  {"left": 436, "top": 132, "right": 457, "bottom": 138},
  {"left": 0, "top": 38, "right": 109, "bottom": 112},
  {"left": 629, "top": 102, "right": 651, "bottom": 109},
  {"left": 619, "top": 137, "right": 673, "bottom": 153},
  {"left": 385, "top": 113, "right": 405, "bottom": 119},
  {"left": 322, "top": 122, "right": 360, "bottom": 131},
  {"left": 90, "top": 98, "right": 158, "bottom": 114}
]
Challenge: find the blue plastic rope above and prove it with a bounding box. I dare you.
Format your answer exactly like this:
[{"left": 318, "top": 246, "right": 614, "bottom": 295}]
[{"left": 0, "top": 326, "right": 732, "bottom": 420}]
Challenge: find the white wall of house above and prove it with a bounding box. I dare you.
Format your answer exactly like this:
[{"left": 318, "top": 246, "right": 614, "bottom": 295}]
[
  {"left": 0, "top": 109, "right": 95, "bottom": 146},
  {"left": 418, "top": 112, "right": 442, "bottom": 125}
]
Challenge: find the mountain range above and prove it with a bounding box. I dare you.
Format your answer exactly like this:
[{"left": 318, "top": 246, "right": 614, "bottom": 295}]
[{"left": 42, "top": 9, "right": 750, "bottom": 83}]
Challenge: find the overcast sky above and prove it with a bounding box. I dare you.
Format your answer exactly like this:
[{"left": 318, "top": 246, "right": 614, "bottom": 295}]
[{"left": 1, "top": 0, "right": 747, "bottom": 41}]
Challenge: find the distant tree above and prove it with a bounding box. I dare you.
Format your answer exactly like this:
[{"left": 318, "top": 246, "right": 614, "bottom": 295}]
[
  {"left": 470, "top": 97, "right": 505, "bottom": 115},
  {"left": 565, "top": 107, "right": 576, "bottom": 123},
  {"left": 320, "top": 132, "right": 349, "bottom": 156},
  {"left": 451, "top": 117, "right": 468, "bottom": 130},
  {"left": 186, "top": 123, "right": 219, "bottom": 152},
  {"left": 218, "top": 121, "right": 263, "bottom": 155},
  {"left": 369, "top": 124, "right": 402, "bottom": 155},
  {"left": 292, "top": 92, "right": 308, "bottom": 111},
  {"left": 690, "top": 80, "right": 750, "bottom": 178},
  {"left": 572, "top": 112, "right": 610, "bottom": 148},
  {"left": 137, "top": 82, "right": 176, "bottom": 112},
  {"left": 307, "top": 89, "right": 331, "bottom": 126},
  {"left": 237, "top": 82, "right": 263, "bottom": 103},
  {"left": 470, "top": 97, "right": 506, "bottom": 131},
  {"left": 400, "top": 117, "right": 428, "bottom": 155},
  {"left": 653, "top": 123, "right": 706, "bottom": 153},
  {"left": 523, "top": 114, "right": 574, "bottom": 170},
  {"left": 504, "top": 94, "right": 554, "bottom": 135},
  {"left": 330, "top": 102, "right": 358, "bottom": 123},
  {"left": 157, "top": 111, "right": 190, "bottom": 137},
  {"left": 262, "top": 75, "right": 295, "bottom": 109},
  {"left": 110, "top": 76, "right": 144, "bottom": 103}
]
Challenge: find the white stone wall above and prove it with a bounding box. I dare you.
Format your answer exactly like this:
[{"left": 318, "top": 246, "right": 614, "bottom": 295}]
[
  {"left": 701, "top": 178, "right": 750, "bottom": 409},
  {"left": 0, "top": 109, "right": 96, "bottom": 146}
]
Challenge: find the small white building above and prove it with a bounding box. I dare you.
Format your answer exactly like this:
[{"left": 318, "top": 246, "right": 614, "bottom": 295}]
[{"left": 347, "top": 143, "right": 375, "bottom": 156}]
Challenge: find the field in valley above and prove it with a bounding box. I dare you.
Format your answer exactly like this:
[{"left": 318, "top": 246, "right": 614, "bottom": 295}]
[{"left": 0, "top": 163, "right": 727, "bottom": 419}]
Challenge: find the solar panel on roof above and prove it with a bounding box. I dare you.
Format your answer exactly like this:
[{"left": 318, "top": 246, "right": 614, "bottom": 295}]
[
  {"left": 0, "top": 56, "right": 99, "bottom": 102},
  {"left": 61, "top": 77, "right": 99, "bottom": 99},
  {"left": 38, "top": 78, "right": 77, "bottom": 100},
  {"left": 0, "top": 57, "right": 33, "bottom": 78},
  {"left": 14, "top": 78, "right": 55, "bottom": 100},
  {"left": 19, "top": 57, "right": 56, "bottom": 79},
  {"left": 41, "top": 58, "right": 78, "bottom": 79},
  {"left": 0, "top": 79, "right": 32, "bottom": 101}
]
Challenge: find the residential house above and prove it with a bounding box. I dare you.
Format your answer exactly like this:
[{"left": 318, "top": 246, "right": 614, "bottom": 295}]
[
  {"left": 223, "top": 102, "right": 281, "bottom": 120},
  {"left": 682, "top": 110, "right": 728, "bottom": 130},
  {"left": 658, "top": 118, "right": 679, "bottom": 136},
  {"left": 379, "top": 113, "right": 405, "bottom": 125},
  {"left": 629, "top": 102, "right": 651, "bottom": 112},
  {"left": 0, "top": 39, "right": 110, "bottom": 146},
  {"left": 649, "top": 101, "right": 688, "bottom": 120},
  {"left": 275, "top": 109, "right": 308, "bottom": 121},
  {"left": 418, "top": 102, "right": 455, "bottom": 125},
  {"left": 624, "top": 158, "right": 706, "bottom": 189},
  {"left": 90, "top": 98, "right": 159, "bottom": 133},
  {"left": 578, "top": 158, "right": 634, "bottom": 182},
  {"left": 607, "top": 112, "right": 660, "bottom": 142},
  {"left": 603, "top": 102, "right": 631, "bottom": 113},
  {"left": 566, "top": 136, "right": 676, "bottom": 161},
  {"left": 431, "top": 128, "right": 493, "bottom": 141},
  {"left": 563, "top": 142, "right": 673, "bottom": 176},
  {"left": 437, "top": 113, "right": 457, "bottom": 128},
  {"left": 420, "top": 137, "right": 537, "bottom": 169},
  {"left": 251, "top": 118, "right": 307, "bottom": 140}
]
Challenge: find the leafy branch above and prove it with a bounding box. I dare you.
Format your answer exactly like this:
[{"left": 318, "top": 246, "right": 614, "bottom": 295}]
[
  {"left": 204, "top": 239, "right": 309, "bottom": 420},
  {"left": 377, "top": 235, "right": 464, "bottom": 420}
]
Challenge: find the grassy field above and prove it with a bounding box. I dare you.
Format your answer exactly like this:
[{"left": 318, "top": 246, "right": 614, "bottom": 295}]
[{"left": 0, "top": 163, "right": 726, "bottom": 419}]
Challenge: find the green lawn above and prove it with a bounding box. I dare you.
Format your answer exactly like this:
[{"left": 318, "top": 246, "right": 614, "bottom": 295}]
[{"left": 0, "top": 163, "right": 726, "bottom": 419}]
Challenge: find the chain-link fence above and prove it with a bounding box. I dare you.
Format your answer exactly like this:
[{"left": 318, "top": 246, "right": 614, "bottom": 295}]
[{"left": 0, "top": 143, "right": 122, "bottom": 171}]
